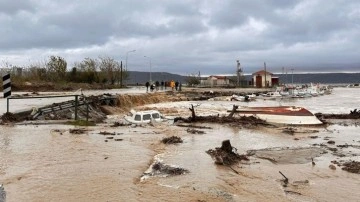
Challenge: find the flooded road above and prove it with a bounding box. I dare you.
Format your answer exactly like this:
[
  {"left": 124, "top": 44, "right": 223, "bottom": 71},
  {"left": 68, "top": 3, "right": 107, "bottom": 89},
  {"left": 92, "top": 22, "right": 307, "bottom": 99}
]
[{"left": 1, "top": 87, "right": 360, "bottom": 201}]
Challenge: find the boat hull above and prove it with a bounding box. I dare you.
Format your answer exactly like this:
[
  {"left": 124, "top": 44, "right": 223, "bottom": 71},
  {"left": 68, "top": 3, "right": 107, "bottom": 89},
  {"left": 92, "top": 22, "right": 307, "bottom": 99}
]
[{"left": 228, "top": 106, "right": 323, "bottom": 125}]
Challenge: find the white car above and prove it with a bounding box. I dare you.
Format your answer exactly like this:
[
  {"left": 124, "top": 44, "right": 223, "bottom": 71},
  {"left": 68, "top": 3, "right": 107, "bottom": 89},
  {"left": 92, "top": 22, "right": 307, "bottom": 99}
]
[{"left": 124, "top": 109, "right": 167, "bottom": 124}]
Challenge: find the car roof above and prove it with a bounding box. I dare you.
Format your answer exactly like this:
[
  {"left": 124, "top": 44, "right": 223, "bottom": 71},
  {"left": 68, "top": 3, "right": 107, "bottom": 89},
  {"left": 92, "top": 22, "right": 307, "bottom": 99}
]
[{"left": 132, "top": 110, "right": 161, "bottom": 115}]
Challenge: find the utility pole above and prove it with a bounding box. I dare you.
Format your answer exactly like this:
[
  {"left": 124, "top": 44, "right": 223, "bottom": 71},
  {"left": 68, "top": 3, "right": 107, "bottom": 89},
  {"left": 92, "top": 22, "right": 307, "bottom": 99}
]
[
  {"left": 264, "top": 62, "right": 267, "bottom": 88},
  {"left": 236, "top": 60, "right": 241, "bottom": 87},
  {"left": 120, "top": 61, "right": 123, "bottom": 87}
]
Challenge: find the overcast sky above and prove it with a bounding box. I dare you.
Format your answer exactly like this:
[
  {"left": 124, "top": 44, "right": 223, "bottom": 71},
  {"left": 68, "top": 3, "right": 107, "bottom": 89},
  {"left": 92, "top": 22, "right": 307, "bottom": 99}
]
[{"left": 1, "top": 0, "right": 360, "bottom": 75}]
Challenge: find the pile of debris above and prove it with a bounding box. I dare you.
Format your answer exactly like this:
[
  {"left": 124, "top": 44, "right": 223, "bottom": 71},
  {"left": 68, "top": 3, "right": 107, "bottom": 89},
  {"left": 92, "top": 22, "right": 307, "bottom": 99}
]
[
  {"left": 332, "top": 160, "right": 360, "bottom": 174},
  {"left": 174, "top": 104, "right": 267, "bottom": 127},
  {"left": 161, "top": 136, "right": 183, "bottom": 144},
  {"left": 206, "top": 140, "right": 249, "bottom": 165},
  {"left": 174, "top": 115, "right": 266, "bottom": 126},
  {"left": 0, "top": 112, "right": 19, "bottom": 123},
  {"left": 315, "top": 109, "right": 360, "bottom": 120}
]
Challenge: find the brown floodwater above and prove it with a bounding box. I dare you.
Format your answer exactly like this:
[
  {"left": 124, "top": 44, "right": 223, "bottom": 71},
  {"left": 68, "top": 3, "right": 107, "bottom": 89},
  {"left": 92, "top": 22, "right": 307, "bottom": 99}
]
[{"left": 1, "top": 87, "right": 360, "bottom": 201}]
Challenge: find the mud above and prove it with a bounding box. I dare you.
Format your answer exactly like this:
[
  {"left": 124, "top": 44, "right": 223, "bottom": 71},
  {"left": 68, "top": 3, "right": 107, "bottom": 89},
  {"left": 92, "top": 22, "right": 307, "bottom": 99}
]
[{"left": 247, "top": 147, "right": 325, "bottom": 164}]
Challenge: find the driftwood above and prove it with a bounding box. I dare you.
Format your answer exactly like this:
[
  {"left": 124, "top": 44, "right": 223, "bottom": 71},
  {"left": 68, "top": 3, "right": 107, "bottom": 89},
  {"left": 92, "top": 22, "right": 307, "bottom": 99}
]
[
  {"left": 99, "top": 131, "right": 116, "bottom": 135},
  {"left": 189, "top": 104, "right": 196, "bottom": 121},
  {"left": 279, "top": 171, "right": 289, "bottom": 185},
  {"left": 69, "top": 128, "right": 87, "bottom": 134},
  {"left": 227, "top": 105, "right": 239, "bottom": 118}
]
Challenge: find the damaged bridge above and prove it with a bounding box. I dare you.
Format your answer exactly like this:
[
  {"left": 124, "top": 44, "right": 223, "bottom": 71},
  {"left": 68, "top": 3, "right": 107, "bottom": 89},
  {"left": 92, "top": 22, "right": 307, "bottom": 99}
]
[{"left": 3, "top": 94, "right": 118, "bottom": 122}]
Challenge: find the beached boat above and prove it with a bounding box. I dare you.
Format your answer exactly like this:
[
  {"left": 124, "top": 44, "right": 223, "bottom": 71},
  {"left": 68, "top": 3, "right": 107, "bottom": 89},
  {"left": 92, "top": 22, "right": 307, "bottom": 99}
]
[
  {"left": 124, "top": 109, "right": 172, "bottom": 124},
  {"left": 230, "top": 94, "right": 253, "bottom": 101},
  {"left": 227, "top": 106, "right": 323, "bottom": 125}
]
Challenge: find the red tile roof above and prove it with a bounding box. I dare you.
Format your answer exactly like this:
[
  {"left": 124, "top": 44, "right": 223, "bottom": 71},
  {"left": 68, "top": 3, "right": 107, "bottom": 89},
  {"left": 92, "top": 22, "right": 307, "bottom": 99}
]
[{"left": 252, "top": 70, "right": 273, "bottom": 75}]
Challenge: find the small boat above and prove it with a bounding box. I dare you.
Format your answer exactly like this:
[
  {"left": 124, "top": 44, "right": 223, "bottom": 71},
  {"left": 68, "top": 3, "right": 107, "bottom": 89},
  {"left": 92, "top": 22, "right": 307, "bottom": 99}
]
[
  {"left": 260, "top": 91, "right": 283, "bottom": 100},
  {"left": 124, "top": 109, "right": 172, "bottom": 124},
  {"left": 227, "top": 106, "right": 323, "bottom": 125}
]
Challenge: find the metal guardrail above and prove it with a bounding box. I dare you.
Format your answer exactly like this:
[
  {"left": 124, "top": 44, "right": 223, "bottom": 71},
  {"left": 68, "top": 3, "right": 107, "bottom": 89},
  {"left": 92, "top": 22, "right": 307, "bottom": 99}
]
[
  {"left": 5, "top": 94, "right": 118, "bottom": 120},
  {"left": 6, "top": 95, "right": 81, "bottom": 120}
]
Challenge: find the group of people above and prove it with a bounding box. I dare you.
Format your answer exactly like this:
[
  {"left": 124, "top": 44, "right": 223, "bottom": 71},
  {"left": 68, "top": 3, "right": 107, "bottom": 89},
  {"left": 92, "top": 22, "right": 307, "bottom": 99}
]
[{"left": 145, "top": 80, "right": 181, "bottom": 92}]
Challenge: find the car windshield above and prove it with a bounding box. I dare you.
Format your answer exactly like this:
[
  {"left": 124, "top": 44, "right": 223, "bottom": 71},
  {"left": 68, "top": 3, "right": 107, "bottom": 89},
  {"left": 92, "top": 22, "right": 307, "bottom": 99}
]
[{"left": 152, "top": 113, "right": 160, "bottom": 119}]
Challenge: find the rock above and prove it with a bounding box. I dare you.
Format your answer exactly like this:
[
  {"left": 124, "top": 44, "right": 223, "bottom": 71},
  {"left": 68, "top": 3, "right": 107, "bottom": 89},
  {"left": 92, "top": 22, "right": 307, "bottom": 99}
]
[{"left": 329, "top": 164, "right": 336, "bottom": 170}]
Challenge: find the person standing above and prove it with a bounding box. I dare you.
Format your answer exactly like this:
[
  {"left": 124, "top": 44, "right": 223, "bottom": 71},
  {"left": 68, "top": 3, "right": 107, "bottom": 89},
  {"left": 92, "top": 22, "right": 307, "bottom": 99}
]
[
  {"left": 155, "top": 81, "right": 160, "bottom": 91},
  {"left": 145, "top": 81, "right": 150, "bottom": 92},
  {"left": 161, "top": 80, "right": 164, "bottom": 90},
  {"left": 170, "top": 80, "right": 175, "bottom": 91},
  {"left": 175, "top": 81, "right": 179, "bottom": 91}
]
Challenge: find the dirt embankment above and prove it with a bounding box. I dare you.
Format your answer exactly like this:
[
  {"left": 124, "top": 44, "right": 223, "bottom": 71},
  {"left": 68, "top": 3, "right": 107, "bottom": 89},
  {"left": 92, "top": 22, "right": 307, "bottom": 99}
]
[{"left": 100, "top": 92, "right": 189, "bottom": 114}]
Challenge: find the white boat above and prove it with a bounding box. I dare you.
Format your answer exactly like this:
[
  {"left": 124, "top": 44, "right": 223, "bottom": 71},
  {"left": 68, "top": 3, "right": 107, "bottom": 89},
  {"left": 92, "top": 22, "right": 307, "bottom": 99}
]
[
  {"left": 230, "top": 95, "right": 247, "bottom": 101},
  {"left": 124, "top": 109, "right": 172, "bottom": 124},
  {"left": 259, "top": 91, "right": 283, "bottom": 100},
  {"left": 227, "top": 106, "right": 323, "bottom": 125}
]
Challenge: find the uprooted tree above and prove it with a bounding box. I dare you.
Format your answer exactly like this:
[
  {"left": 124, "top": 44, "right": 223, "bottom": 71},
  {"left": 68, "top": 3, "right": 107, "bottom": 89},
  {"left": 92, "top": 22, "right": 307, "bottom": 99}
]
[{"left": 206, "top": 140, "right": 249, "bottom": 165}]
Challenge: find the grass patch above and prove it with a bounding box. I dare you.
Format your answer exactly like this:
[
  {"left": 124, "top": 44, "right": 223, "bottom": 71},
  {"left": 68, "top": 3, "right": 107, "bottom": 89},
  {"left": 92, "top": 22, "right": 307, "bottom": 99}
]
[{"left": 66, "top": 120, "right": 96, "bottom": 126}]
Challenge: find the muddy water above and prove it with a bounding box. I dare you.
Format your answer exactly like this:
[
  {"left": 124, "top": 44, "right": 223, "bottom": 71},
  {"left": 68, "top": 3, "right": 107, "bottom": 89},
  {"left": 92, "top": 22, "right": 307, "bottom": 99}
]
[{"left": 1, "top": 87, "right": 360, "bottom": 201}]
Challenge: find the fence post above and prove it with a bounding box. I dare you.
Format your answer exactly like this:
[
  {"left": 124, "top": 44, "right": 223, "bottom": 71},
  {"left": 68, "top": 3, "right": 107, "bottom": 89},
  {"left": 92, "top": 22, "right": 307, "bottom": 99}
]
[
  {"left": 74, "top": 95, "right": 78, "bottom": 120},
  {"left": 7, "top": 98, "right": 9, "bottom": 113}
]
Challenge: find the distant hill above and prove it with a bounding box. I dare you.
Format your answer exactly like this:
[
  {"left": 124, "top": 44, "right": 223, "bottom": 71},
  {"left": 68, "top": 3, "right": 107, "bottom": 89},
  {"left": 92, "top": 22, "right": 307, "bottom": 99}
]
[
  {"left": 127, "top": 71, "right": 187, "bottom": 85},
  {"left": 126, "top": 71, "right": 360, "bottom": 85}
]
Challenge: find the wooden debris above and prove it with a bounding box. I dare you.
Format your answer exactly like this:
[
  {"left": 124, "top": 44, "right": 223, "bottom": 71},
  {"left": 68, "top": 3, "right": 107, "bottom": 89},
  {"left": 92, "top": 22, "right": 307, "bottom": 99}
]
[
  {"left": 0, "top": 112, "right": 19, "bottom": 123},
  {"left": 206, "top": 140, "right": 249, "bottom": 166},
  {"left": 279, "top": 171, "right": 289, "bottom": 185},
  {"left": 186, "top": 128, "right": 205, "bottom": 134},
  {"left": 69, "top": 128, "right": 87, "bottom": 134},
  {"left": 99, "top": 131, "right": 116, "bottom": 135},
  {"left": 161, "top": 136, "right": 183, "bottom": 144},
  {"left": 227, "top": 105, "right": 239, "bottom": 118}
]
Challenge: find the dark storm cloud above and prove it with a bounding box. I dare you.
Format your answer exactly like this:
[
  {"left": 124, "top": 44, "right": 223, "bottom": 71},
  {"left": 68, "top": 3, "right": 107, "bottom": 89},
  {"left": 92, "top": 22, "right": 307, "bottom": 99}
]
[
  {"left": 0, "top": 0, "right": 35, "bottom": 15},
  {"left": 0, "top": 0, "right": 360, "bottom": 74}
]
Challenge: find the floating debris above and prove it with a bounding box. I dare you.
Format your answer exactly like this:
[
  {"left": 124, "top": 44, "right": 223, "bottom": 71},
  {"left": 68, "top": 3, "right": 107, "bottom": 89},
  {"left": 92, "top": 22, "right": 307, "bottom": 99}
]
[
  {"left": 69, "top": 128, "right": 87, "bottom": 134},
  {"left": 161, "top": 136, "right": 183, "bottom": 144},
  {"left": 99, "top": 131, "right": 116, "bottom": 135},
  {"left": 329, "top": 164, "right": 337, "bottom": 170},
  {"left": 342, "top": 161, "right": 360, "bottom": 174},
  {"left": 142, "top": 161, "right": 189, "bottom": 179},
  {"left": 110, "top": 122, "right": 130, "bottom": 127},
  {"left": 186, "top": 128, "right": 205, "bottom": 134}
]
